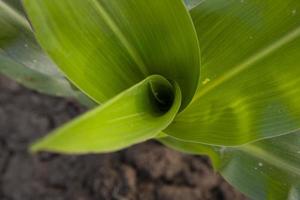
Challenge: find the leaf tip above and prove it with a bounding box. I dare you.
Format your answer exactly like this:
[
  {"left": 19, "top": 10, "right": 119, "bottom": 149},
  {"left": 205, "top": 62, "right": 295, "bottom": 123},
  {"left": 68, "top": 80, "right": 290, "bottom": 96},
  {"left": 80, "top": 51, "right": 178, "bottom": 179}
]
[
  {"left": 29, "top": 143, "right": 41, "bottom": 154},
  {"left": 29, "top": 140, "right": 49, "bottom": 154}
]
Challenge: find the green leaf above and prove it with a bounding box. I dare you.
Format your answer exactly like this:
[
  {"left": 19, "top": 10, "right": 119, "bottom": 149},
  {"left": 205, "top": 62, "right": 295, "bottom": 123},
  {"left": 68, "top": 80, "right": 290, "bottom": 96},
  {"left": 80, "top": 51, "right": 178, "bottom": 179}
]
[
  {"left": 159, "top": 135, "right": 221, "bottom": 169},
  {"left": 0, "top": 54, "right": 73, "bottom": 96},
  {"left": 23, "top": 0, "right": 200, "bottom": 109},
  {"left": 166, "top": 0, "right": 300, "bottom": 146},
  {"left": 31, "top": 75, "right": 182, "bottom": 154},
  {"left": 2, "top": 0, "right": 24, "bottom": 13},
  {"left": 159, "top": 132, "right": 300, "bottom": 200},
  {"left": 222, "top": 132, "right": 300, "bottom": 200},
  {"left": 0, "top": 1, "right": 80, "bottom": 98},
  {"left": 184, "top": 0, "right": 204, "bottom": 10}
]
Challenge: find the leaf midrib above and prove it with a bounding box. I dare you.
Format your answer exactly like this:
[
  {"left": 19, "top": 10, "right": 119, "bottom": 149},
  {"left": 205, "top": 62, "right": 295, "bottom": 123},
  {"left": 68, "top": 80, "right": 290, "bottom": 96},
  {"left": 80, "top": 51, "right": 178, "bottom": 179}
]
[
  {"left": 192, "top": 26, "right": 300, "bottom": 103},
  {"left": 239, "top": 144, "right": 300, "bottom": 177},
  {"left": 90, "top": 0, "right": 149, "bottom": 76}
]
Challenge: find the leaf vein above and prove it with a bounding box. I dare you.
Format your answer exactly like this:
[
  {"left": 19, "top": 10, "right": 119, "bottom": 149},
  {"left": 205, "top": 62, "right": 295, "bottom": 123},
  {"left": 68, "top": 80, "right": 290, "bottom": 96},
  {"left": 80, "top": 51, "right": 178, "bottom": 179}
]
[
  {"left": 192, "top": 26, "right": 300, "bottom": 103},
  {"left": 90, "top": 0, "right": 149, "bottom": 76},
  {"left": 240, "top": 145, "right": 300, "bottom": 177}
]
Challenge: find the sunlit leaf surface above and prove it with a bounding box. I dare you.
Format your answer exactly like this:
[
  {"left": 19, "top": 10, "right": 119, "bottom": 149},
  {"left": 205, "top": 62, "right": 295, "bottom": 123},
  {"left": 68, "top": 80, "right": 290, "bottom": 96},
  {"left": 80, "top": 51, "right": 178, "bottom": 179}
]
[
  {"left": 167, "top": 0, "right": 300, "bottom": 146},
  {"left": 24, "top": 0, "right": 200, "bottom": 109},
  {"left": 21, "top": 1, "right": 300, "bottom": 199},
  {"left": 31, "top": 75, "right": 181, "bottom": 153}
]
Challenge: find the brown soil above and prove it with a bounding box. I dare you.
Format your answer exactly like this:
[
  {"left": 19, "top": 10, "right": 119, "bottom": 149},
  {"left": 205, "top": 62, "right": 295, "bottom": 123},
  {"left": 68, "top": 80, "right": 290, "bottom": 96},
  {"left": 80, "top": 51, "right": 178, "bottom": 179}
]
[{"left": 0, "top": 75, "right": 248, "bottom": 200}]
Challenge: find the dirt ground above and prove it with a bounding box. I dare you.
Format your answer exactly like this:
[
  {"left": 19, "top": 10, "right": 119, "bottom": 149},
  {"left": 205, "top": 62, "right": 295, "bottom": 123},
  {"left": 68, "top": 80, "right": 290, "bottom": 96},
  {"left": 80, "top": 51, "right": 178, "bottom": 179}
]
[{"left": 0, "top": 75, "right": 248, "bottom": 200}]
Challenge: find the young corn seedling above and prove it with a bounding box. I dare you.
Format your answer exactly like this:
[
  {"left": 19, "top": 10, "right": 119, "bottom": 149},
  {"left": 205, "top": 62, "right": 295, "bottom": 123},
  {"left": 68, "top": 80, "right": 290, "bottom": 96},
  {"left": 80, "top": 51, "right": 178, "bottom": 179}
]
[{"left": 1, "top": 0, "right": 300, "bottom": 199}]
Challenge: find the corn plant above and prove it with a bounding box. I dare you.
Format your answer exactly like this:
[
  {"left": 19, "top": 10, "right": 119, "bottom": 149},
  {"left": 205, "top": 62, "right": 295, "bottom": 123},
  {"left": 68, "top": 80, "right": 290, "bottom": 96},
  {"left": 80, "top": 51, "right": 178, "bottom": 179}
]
[{"left": 1, "top": 0, "right": 300, "bottom": 199}]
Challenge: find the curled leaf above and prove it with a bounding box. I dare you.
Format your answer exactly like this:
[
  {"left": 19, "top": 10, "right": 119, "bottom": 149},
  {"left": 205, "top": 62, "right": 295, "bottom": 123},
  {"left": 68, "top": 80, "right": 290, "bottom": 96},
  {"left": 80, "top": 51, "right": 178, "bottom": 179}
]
[{"left": 31, "top": 75, "right": 181, "bottom": 153}]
